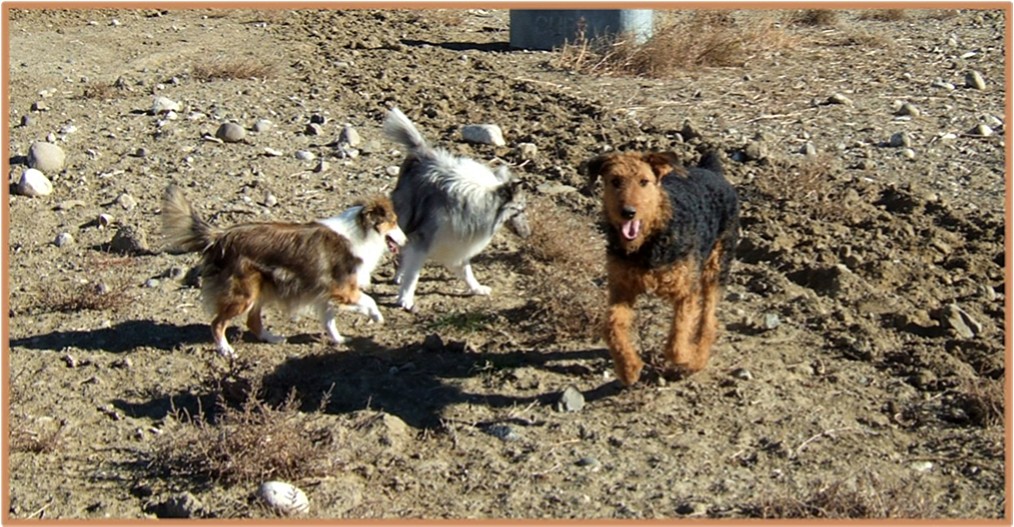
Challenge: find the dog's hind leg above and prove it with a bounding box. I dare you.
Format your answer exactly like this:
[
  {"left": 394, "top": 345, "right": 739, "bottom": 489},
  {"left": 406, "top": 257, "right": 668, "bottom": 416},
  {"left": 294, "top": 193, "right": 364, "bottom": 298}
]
[
  {"left": 211, "top": 299, "right": 252, "bottom": 358},
  {"left": 317, "top": 303, "right": 348, "bottom": 346},
  {"left": 396, "top": 243, "right": 426, "bottom": 311},
  {"left": 453, "top": 261, "right": 491, "bottom": 296},
  {"left": 246, "top": 303, "right": 286, "bottom": 344}
]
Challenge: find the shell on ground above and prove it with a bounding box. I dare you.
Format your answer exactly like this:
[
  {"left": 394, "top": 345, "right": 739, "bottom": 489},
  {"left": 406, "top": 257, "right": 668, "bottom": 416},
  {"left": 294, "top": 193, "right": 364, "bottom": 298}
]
[{"left": 257, "top": 481, "right": 309, "bottom": 516}]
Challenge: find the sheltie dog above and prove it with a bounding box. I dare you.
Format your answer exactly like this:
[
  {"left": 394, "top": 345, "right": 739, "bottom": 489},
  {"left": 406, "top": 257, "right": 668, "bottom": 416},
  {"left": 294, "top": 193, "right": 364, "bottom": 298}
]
[{"left": 162, "top": 185, "right": 406, "bottom": 357}]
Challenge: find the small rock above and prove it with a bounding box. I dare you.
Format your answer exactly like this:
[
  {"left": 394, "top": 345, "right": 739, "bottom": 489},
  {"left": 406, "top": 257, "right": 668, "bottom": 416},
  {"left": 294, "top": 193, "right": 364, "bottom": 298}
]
[
  {"left": 557, "top": 386, "right": 585, "bottom": 413},
  {"left": 931, "top": 79, "right": 956, "bottom": 90},
  {"left": 295, "top": 150, "right": 316, "bottom": 162},
  {"left": 461, "top": 124, "right": 506, "bottom": 146},
  {"left": 731, "top": 367, "right": 754, "bottom": 381},
  {"left": 54, "top": 232, "right": 74, "bottom": 247},
  {"left": 110, "top": 225, "right": 150, "bottom": 255},
  {"left": 968, "top": 124, "right": 994, "bottom": 137},
  {"left": 517, "top": 142, "right": 538, "bottom": 160},
  {"left": 314, "top": 160, "right": 330, "bottom": 173},
  {"left": 309, "top": 114, "right": 327, "bottom": 125},
  {"left": 16, "top": 168, "right": 53, "bottom": 197},
  {"left": 98, "top": 213, "right": 113, "bottom": 228},
  {"left": 144, "top": 278, "right": 160, "bottom": 288},
  {"left": 743, "top": 141, "right": 767, "bottom": 161},
  {"left": 938, "top": 303, "right": 978, "bottom": 338},
  {"left": 895, "top": 103, "right": 921, "bottom": 117},
  {"left": 575, "top": 456, "right": 601, "bottom": 471},
  {"left": 304, "top": 123, "right": 323, "bottom": 136},
  {"left": 902, "top": 148, "right": 916, "bottom": 160},
  {"left": 889, "top": 132, "right": 912, "bottom": 148},
  {"left": 800, "top": 142, "right": 817, "bottom": 156},
  {"left": 827, "top": 93, "right": 853, "bottom": 105},
  {"left": 27, "top": 142, "right": 66, "bottom": 173},
  {"left": 339, "top": 125, "right": 361, "bottom": 147},
  {"left": 62, "top": 354, "right": 79, "bottom": 368},
  {"left": 116, "top": 193, "right": 138, "bottom": 211},
  {"left": 965, "top": 70, "right": 986, "bottom": 90},
  {"left": 484, "top": 424, "right": 520, "bottom": 442},
  {"left": 681, "top": 118, "right": 702, "bottom": 139},
  {"left": 31, "top": 100, "right": 49, "bottom": 112},
  {"left": 215, "top": 122, "right": 246, "bottom": 143},
  {"left": 112, "top": 357, "right": 133, "bottom": 369},
  {"left": 386, "top": 166, "right": 401, "bottom": 176},
  {"left": 150, "top": 96, "right": 180, "bottom": 115},
  {"left": 536, "top": 182, "right": 576, "bottom": 195},
  {"left": 264, "top": 147, "right": 283, "bottom": 157},
  {"left": 910, "top": 461, "right": 935, "bottom": 473},
  {"left": 252, "top": 119, "right": 273, "bottom": 132},
  {"left": 20, "top": 115, "right": 32, "bottom": 127},
  {"left": 762, "top": 313, "right": 781, "bottom": 330}
]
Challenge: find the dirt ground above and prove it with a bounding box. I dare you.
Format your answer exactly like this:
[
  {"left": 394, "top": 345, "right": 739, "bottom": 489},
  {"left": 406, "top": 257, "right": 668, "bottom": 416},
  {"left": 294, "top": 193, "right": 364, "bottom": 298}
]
[{"left": 4, "top": 7, "right": 1008, "bottom": 521}]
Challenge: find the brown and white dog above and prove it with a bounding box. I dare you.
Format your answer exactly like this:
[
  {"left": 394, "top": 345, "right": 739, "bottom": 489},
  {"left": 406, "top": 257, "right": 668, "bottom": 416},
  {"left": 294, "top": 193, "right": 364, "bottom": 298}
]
[{"left": 162, "top": 185, "right": 406, "bottom": 357}]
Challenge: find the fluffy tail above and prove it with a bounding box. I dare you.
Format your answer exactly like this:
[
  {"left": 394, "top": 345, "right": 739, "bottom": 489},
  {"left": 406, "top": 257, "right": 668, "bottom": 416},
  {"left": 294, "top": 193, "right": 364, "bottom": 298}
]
[
  {"left": 162, "top": 184, "right": 216, "bottom": 253},
  {"left": 383, "top": 108, "right": 429, "bottom": 152}
]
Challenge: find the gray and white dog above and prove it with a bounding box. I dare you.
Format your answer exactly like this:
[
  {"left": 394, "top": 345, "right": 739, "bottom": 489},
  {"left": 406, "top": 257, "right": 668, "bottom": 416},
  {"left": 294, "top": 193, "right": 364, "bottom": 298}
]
[{"left": 383, "top": 108, "right": 530, "bottom": 311}]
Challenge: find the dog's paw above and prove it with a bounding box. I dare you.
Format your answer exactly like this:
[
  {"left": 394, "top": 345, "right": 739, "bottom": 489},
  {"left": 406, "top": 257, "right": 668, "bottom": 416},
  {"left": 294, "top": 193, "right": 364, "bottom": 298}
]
[
  {"left": 330, "top": 335, "right": 349, "bottom": 346},
  {"left": 470, "top": 285, "right": 492, "bottom": 296},
  {"left": 216, "top": 343, "right": 237, "bottom": 358},
  {"left": 397, "top": 296, "right": 415, "bottom": 311},
  {"left": 369, "top": 310, "right": 384, "bottom": 324},
  {"left": 259, "top": 332, "right": 287, "bottom": 344}
]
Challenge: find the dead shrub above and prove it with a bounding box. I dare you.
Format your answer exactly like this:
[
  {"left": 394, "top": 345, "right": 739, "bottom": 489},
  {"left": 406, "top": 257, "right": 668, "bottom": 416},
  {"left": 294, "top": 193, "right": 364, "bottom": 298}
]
[
  {"left": 520, "top": 198, "right": 605, "bottom": 340},
  {"left": 10, "top": 418, "right": 64, "bottom": 454},
  {"left": 45, "top": 278, "right": 133, "bottom": 313},
  {"left": 149, "top": 380, "right": 333, "bottom": 485},
  {"left": 754, "top": 153, "right": 850, "bottom": 221},
  {"left": 80, "top": 81, "right": 123, "bottom": 100},
  {"left": 790, "top": 10, "right": 839, "bottom": 27},
  {"left": 192, "top": 58, "right": 276, "bottom": 82},
  {"left": 953, "top": 378, "right": 1004, "bottom": 427},
  {"left": 859, "top": 9, "right": 908, "bottom": 22},
  {"left": 555, "top": 11, "right": 797, "bottom": 78},
  {"left": 753, "top": 471, "right": 931, "bottom": 518}
]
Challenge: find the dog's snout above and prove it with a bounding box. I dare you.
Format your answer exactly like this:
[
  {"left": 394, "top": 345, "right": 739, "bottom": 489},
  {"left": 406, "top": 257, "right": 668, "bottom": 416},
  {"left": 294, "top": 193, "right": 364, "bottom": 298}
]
[{"left": 621, "top": 206, "right": 637, "bottom": 219}]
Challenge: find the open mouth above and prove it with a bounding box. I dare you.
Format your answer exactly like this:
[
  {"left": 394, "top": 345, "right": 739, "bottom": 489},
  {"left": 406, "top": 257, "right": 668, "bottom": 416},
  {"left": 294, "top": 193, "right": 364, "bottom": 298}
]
[
  {"left": 620, "top": 219, "right": 641, "bottom": 241},
  {"left": 386, "top": 235, "right": 401, "bottom": 254}
]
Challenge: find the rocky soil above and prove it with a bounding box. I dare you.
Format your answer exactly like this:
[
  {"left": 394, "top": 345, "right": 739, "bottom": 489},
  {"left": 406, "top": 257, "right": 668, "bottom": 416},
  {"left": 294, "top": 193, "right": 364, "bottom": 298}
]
[{"left": 5, "top": 8, "right": 1007, "bottom": 520}]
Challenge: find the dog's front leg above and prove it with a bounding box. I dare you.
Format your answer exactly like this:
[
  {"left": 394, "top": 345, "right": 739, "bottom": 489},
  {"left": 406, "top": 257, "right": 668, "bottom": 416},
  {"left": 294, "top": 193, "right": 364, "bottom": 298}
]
[
  {"left": 604, "top": 287, "right": 643, "bottom": 386},
  {"left": 318, "top": 305, "right": 348, "bottom": 345},
  {"left": 455, "top": 262, "right": 491, "bottom": 296},
  {"left": 396, "top": 243, "right": 426, "bottom": 311}
]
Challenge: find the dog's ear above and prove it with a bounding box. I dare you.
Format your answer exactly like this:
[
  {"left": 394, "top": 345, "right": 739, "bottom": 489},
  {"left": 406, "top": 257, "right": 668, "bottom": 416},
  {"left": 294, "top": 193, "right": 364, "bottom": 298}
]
[
  {"left": 583, "top": 153, "right": 615, "bottom": 194},
  {"left": 493, "top": 165, "right": 514, "bottom": 184},
  {"left": 642, "top": 152, "right": 680, "bottom": 179},
  {"left": 360, "top": 197, "right": 393, "bottom": 227}
]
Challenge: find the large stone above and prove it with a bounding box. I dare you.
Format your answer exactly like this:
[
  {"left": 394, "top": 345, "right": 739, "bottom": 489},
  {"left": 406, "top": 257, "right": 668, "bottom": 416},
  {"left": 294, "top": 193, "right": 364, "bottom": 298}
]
[{"left": 27, "top": 142, "right": 66, "bottom": 173}]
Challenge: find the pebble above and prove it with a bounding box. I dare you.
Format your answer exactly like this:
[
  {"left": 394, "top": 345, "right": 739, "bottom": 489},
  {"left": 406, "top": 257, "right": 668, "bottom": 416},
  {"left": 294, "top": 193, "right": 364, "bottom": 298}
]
[
  {"left": 536, "top": 182, "right": 576, "bottom": 195},
  {"left": 264, "top": 147, "right": 283, "bottom": 157},
  {"left": 939, "top": 303, "right": 978, "bottom": 338},
  {"left": 309, "top": 114, "right": 327, "bottom": 125},
  {"left": 16, "top": 168, "right": 53, "bottom": 197},
  {"left": 743, "top": 141, "right": 767, "bottom": 161},
  {"left": 314, "top": 160, "right": 330, "bottom": 173},
  {"left": 215, "top": 122, "right": 246, "bottom": 143},
  {"left": 968, "top": 124, "right": 994, "bottom": 137},
  {"left": 54, "top": 232, "right": 74, "bottom": 247},
  {"left": 575, "top": 456, "right": 601, "bottom": 471},
  {"left": 98, "top": 213, "right": 113, "bottom": 228},
  {"left": 144, "top": 278, "right": 160, "bottom": 288},
  {"left": 110, "top": 225, "right": 150, "bottom": 254},
  {"left": 800, "top": 142, "right": 817, "bottom": 156},
  {"left": 62, "top": 354, "right": 79, "bottom": 368},
  {"left": 304, "top": 123, "right": 323, "bottom": 136},
  {"left": 484, "top": 424, "right": 520, "bottom": 442},
  {"left": 931, "top": 79, "right": 956, "bottom": 90},
  {"left": 517, "top": 142, "right": 538, "bottom": 160},
  {"left": 895, "top": 103, "right": 921, "bottom": 117},
  {"left": 20, "top": 115, "right": 32, "bottom": 127},
  {"left": 264, "top": 193, "right": 278, "bottom": 207},
  {"left": 910, "top": 461, "right": 935, "bottom": 473},
  {"left": 258, "top": 481, "right": 309, "bottom": 516},
  {"left": 902, "top": 148, "right": 916, "bottom": 160},
  {"left": 28, "top": 142, "right": 66, "bottom": 173},
  {"left": 762, "top": 313, "right": 781, "bottom": 330},
  {"left": 557, "top": 386, "right": 585, "bottom": 412},
  {"left": 31, "top": 100, "right": 49, "bottom": 112},
  {"left": 252, "top": 119, "right": 273, "bottom": 132},
  {"left": 150, "top": 96, "right": 180, "bottom": 115},
  {"left": 461, "top": 124, "right": 506, "bottom": 146},
  {"left": 731, "top": 367, "right": 754, "bottom": 381},
  {"left": 681, "top": 118, "right": 702, "bottom": 139},
  {"left": 116, "top": 193, "right": 138, "bottom": 211},
  {"left": 826, "top": 93, "right": 853, "bottom": 105},
  {"left": 965, "top": 70, "right": 986, "bottom": 90},
  {"left": 295, "top": 150, "right": 316, "bottom": 162},
  {"left": 339, "top": 125, "right": 361, "bottom": 146},
  {"left": 889, "top": 132, "right": 912, "bottom": 148},
  {"left": 386, "top": 166, "right": 401, "bottom": 176}
]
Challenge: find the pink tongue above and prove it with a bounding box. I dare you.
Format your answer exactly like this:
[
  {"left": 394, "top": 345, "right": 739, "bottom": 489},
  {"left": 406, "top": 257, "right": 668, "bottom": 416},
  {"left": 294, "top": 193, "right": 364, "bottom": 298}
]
[{"left": 621, "top": 220, "right": 641, "bottom": 240}]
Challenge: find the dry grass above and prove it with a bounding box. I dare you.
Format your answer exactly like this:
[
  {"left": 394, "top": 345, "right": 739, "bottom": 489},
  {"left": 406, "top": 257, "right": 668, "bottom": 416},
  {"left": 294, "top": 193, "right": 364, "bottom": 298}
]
[
  {"left": 858, "top": 9, "right": 908, "bottom": 22},
  {"left": 80, "top": 80, "right": 124, "bottom": 100},
  {"left": 9, "top": 419, "right": 64, "bottom": 454},
  {"left": 520, "top": 198, "right": 605, "bottom": 340},
  {"left": 555, "top": 11, "right": 797, "bottom": 78},
  {"left": 44, "top": 279, "right": 133, "bottom": 313},
  {"left": 954, "top": 378, "right": 1004, "bottom": 427},
  {"left": 149, "top": 379, "right": 334, "bottom": 485},
  {"left": 790, "top": 10, "right": 840, "bottom": 27},
  {"left": 753, "top": 471, "right": 931, "bottom": 518},
  {"left": 192, "top": 58, "right": 276, "bottom": 82},
  {"left": 754, "top": 153, "right": 850, "bottom": 220}
]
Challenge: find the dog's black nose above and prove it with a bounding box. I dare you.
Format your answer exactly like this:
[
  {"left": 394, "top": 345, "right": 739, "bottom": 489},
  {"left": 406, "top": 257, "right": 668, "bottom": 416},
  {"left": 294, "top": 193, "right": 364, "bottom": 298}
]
[{"left": 621, "top": 206, "right": 637, "bottom": 219}]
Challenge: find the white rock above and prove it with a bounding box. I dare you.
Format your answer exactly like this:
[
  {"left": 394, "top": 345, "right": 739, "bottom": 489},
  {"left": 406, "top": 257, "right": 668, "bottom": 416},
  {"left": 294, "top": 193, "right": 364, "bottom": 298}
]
[
  {"left": 969, "top": 124, "right": 994, "bottom": 137},
  {"left": 54, "top": 232, "right": 74, "bottom": 247},
  {"left": 17, "top": 168, "right": 53, "bottom": 197},
  {"left": 965, "top": 70, "right": 986, "bottom": 90},
  {"left": 517, "top": 142, "right": 538, "bottom": 160},
  {"left": 295, "top": 150, "right": 316, "bottom": 162},
  {"left": 339, "top": 125, "right": 361, "bottom": 147},
  {"left": 461, "top": 124, "right": 506, "bottom": 146},
  {"left": 28, "top": 142, "right": 66, "bottom": 173},
  {"left": 151, "top": 96, "right": 181, "bottom": 115},
  {"left": 252, "top": 119, "right": 273, "bottom": 132},
  {"left": 258, "top": 481, "right": 309, "bottom": 516},
  {"left": 264, "top": 147, "right": 283, "bottom": 157}
]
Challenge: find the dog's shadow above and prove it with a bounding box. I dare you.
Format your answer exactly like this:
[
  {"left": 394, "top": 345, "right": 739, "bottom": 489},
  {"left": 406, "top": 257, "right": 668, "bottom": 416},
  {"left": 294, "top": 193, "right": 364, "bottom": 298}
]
[
  {"left": 400, "top": 39, "right": 510, "bottom": 53},
  {"left": 9, "top": 320, "right": 208, "bottom": 354}
]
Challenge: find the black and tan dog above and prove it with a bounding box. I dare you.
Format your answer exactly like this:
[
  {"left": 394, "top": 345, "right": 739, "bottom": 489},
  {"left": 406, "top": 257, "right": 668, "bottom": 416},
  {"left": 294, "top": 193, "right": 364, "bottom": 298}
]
[{"left": 587, "top": 150, "right": 739, "bottom": 385}]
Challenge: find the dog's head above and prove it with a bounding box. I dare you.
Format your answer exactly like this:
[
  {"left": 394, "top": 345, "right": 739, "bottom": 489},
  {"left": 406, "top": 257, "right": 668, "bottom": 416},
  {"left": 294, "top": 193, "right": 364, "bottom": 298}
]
[
  {"left": 586, "top": 151, "right": 681, "bottom": 251},
  {"left": 356, "top": 196, "right": 406, "bottom": 253},
  {"left": 494, "top": 166, "right": 531, "bottom": 239}
]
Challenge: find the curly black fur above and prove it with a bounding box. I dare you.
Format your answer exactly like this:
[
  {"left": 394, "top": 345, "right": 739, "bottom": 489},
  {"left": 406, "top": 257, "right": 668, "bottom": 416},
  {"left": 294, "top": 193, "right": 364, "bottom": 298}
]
[{"left": 606, "top": 152, "right": 739, "bottom": 280}]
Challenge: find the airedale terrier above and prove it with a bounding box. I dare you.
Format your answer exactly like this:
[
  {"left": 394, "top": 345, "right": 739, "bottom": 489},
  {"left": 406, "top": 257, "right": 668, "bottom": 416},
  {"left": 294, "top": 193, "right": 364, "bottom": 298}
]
[{"left": 587, "top": 150, "right": 739, "bottom": 385}]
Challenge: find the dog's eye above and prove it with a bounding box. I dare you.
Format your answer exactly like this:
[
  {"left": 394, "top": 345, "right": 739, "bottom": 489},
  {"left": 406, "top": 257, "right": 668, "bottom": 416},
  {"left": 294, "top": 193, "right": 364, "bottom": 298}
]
[
  {"left": 639, "top": 179, "right": 649, "bottom": 187},
  {"left": 610, "top": 178, "right": 622, "bottom": 189}
]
